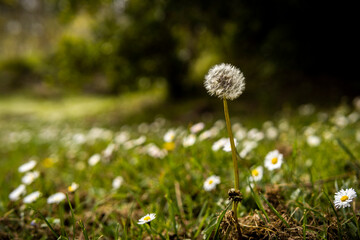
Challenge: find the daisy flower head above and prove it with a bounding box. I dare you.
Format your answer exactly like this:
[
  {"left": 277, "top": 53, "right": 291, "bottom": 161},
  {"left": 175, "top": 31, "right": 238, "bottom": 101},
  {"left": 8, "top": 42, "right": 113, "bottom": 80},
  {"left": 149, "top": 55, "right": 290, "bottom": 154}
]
[
  {"left": 190, "top": 122, "right": 205, "bottom": 133},
  {"left": 249, "top": 166, "right": 263, "bottom": 182},
  {"left": 68, "top": 182, "right": 79, "bottom": 192},
  {"left": 203, "top": 175, "right": 221, "bottom": 191},
  {"left": 23, "top": 191, "right": 41, "bottom": 204},
  {"left": 334, "top": 188, "right": 357, "bottom": 209},
  {"left": 204, "top": 63, "right": 245, "bottom": 100},
  {"left": 9, "top": 184, "right": 26, "bottom": 201},
  {"left": 112, "top": 176, "right": 124, "bottom": 190},
  {"left": 182, "top": 134, "right": 196, "bottom": 147},
  {"left": 137, "top": 213, "right": 156, "bottom": 225},
  {"left": 264, "top": 150, "right": 283, "bottom": 171},
  {"left": 18, "top": 159, "right": 37, "bottom": 173},
  {"left": 222, "top": 138, "right": 238, "bottom": 152},
  {"left": 47, "top": 192, "right": 66, "bottom": 204}
]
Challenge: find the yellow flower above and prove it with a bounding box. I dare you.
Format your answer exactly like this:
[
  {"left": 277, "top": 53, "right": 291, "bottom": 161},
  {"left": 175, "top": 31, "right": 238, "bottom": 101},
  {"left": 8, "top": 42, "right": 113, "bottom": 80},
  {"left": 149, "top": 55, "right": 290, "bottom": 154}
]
[{"left": 163, "top": 142, "right": 175, "bottom": 151}]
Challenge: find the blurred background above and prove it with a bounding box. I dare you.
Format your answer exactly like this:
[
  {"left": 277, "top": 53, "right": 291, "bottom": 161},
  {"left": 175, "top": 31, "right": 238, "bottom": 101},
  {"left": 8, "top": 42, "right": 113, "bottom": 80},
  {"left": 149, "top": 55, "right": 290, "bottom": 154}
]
[{"left": 0, "top": 0, "right": 358, "bottom": 122}]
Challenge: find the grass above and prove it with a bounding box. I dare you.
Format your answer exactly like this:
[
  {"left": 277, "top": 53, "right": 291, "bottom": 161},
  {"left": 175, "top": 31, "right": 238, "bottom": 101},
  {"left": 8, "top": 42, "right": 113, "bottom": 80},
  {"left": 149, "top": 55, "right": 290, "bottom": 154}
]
[{"left": 0, "top": 93, "right": 359, "bottom": 239}]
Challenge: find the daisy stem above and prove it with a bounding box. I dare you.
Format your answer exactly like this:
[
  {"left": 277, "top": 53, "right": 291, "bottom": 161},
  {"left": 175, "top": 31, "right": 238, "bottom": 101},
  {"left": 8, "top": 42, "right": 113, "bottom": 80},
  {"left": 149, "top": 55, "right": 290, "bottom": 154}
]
[{"left": 223, "top": 98, "right": 240, "bottom": 212}]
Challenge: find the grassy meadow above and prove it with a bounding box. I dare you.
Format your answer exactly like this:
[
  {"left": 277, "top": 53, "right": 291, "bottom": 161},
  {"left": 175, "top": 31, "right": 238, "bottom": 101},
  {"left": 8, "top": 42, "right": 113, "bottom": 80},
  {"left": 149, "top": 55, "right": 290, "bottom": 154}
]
[{"left": 1, "top": 93, "right": 360, "bottom": 239}]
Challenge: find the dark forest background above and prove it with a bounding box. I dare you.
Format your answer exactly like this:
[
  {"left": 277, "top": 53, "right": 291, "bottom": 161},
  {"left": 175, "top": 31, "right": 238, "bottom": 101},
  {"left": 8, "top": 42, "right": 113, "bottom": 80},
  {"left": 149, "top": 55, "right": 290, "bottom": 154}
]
[{"left": 0, "top": 0, "right": 358, "bottom": 108}]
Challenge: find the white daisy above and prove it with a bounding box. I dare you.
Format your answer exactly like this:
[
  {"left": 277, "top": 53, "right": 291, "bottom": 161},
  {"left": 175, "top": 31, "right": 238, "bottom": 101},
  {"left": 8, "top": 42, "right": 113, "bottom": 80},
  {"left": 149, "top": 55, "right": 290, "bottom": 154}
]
[
  {"left": 334, "top": 188, "right": 357, "bottom": 209},
  {"left": 190, "top": 122, "right": 205, "bottom": 133},
  {"left": 21, "top": 171, "right": 40, "bottom": 185},
  {"left": 68, "top": 182, "right": 79, "bottom": 192},
  {"left": 88, "top": 154, "right": 101, "bottom": 166},
  {"left": 23, "top": 191, "right": 41, "bottom": 204},
  {"left": 264, "top": 150, "right": 283, "bottom": 171},
  {"left": 212, "top": 138, "right": 228, "bottom": 151},
  {"left": 182, "top": 134, "right": 196, "bottom": 147},
  {"left": 9, "top": 184, "right": 26, "bottom": 201},
  {"left": 137, "top": 213, "right": 156, "bottom": 225},
  {"left": 112, "top": 176, "right": 124, "bottom": 190},
  {"left": 222, "top": 138, "right": 238, "bottom": 152},
  {"left": 47, "top": 192, "right": 66, "bottom": 204},
  {"left": 18, "top": 160, "right": 37, "bottom": 173},
  {"left": 164, "top": 129, "right": 176, "bottom": 142},
  {"left": 203, "top": 175, "right": 221, "bottom": 191},
  {"left": 307, "top": 135, "right": 321, "bottom": 147},
  {"left": 249, "top": 166, "right": 263, "bottom": 182}
]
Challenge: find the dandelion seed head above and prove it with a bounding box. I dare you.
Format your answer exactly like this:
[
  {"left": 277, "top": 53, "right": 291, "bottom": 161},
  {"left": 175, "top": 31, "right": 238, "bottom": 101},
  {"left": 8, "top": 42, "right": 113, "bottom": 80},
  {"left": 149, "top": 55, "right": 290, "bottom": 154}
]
[{"left": 204, "top": 63, "right": 245, "bottom": 100}]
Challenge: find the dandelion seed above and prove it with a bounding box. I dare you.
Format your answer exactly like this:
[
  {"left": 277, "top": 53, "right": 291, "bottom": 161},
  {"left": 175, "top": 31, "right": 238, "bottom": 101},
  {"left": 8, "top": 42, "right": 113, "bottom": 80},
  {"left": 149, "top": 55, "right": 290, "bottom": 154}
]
[
  {"left": 264, "top": 150, "right": 283, "bottom": 171},
  {"left": 9, "top": 184, "right": 26, "bottom": 201},
  {"left": 204, "top": 63, "right": 245, "bottom": 100},
  {"left": 21, "top": 171, "right": 40, "bottom": 185},
  {"left": 137, "top": 213, "right": 156, "bottom": 224},
  {"left": 203, "top": 175, "right": 221, "bottom": 191},
  {"left": 334, "top": 188, "right": 357, "bottom": 209},
  {"left": 47, "top": 192, "right": 66, "bottom": 204},
  {"left": 249, "top": 166, "right": 263, "bottom": 182},
  {"left": 68, "top": 182, "right": 79, "bottom": 192},
  {"left": 112, "top": 176, "right": 124, "bottom": 190},
  {"left": 18, "top": 160, "right": 37, "bottom": 173},
  {"left": 23, "top": 191, "right": 41, "bottom": 204}
]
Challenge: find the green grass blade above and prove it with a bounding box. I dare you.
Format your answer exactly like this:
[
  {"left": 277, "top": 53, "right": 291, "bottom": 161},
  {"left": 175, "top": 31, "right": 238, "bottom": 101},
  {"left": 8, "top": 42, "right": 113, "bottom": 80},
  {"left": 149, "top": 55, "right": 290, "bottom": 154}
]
[
  {"left": 213, "top": 201, "right": 232, "bottom": 240},
  {"left": 66, "top": 194, "right": 76, "bottom": 240},
  {"left": 28, "top": 206, "right": 59, "bottom": 238},
  {"left": 260, "top": 194, "right": 290, "bottom": 228},
  {"left": 79, "top": 220, "right": 89, "bottom": 240},
  {"left": 303, "top": 209, "right": 307, "bottom": 240},
  {"left": 336, "top": 138, "right": 357, "bottom": 160},
  {"left": 248, "top": 182, "right": 269, "bottom": 222},
  {"left": 323, "top": 190, "right": 343, "bottom": 239}
]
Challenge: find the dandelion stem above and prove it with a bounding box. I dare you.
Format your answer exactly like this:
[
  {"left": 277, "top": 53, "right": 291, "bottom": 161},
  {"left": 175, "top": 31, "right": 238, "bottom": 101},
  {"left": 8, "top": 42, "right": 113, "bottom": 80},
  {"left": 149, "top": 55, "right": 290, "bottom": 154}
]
[{"left": 223, "top": 98, "right": 240, "bottom": 216}]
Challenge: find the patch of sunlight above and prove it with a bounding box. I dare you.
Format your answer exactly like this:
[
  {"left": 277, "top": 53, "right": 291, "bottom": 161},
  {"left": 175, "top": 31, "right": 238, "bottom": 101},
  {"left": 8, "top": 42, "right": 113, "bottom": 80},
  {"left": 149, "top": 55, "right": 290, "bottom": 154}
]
[{"left": 0, "top": 88, "right": 166, "bottom": 122}]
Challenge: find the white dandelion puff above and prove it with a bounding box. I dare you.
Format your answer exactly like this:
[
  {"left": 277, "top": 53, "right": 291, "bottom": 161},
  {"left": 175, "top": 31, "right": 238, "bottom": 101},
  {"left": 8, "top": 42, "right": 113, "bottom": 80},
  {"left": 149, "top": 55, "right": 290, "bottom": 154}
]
[{"left": 204, "top": 63, "right": 245, "bottom": 100}]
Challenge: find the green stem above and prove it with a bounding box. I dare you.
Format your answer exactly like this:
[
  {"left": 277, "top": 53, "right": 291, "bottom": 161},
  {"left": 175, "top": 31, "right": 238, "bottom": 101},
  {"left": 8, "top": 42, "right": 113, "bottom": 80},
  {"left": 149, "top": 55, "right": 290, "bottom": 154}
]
[{"left": 223, "top": 98, "right": 240, "bottom": 214}]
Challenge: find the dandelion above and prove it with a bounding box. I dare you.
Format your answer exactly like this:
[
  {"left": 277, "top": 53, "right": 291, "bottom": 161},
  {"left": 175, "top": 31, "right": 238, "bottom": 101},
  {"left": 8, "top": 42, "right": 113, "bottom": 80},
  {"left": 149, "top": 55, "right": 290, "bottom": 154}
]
[
  {"left": 204, "top": 63, "right": 245, "bottom": 100},
  {"left": 182, "top": 134, "right": 196, "bottom": 147},
  {"left": 138, "top": 213, "right": 156, "bottom": 225},
  {"left": 47, "top": 192, "right": 66, "bottom": 204},
  {"left": 307, "top": 135, "right": 321, "bottom": 147},
  {"left": 112, "top": 176, "right": 124, "bottom": 190},
  {"left": 9, "top": 184, "right": 26, "bottom": 201},
  {"left": 88, "top": 154, "right": 101, "bottom": 166},
  {"left": 264, "top": 150, "right": 284, "bottom": 170},
  {"left": 334, "top": 188, "right": 357, "bottom": 209},
  {"left": 23, "top": 191, "right": 41, "bottom": 204},
  {"left": 68, "top": 182, "right": 79, "bottom": 192},
  {"left": 22, "top": 171, "right": 40, "bottom": 185},
  {"left": 190, "top": 122, "right": 205, "bottom": 133},
  {"left": 249, "top": 166, "right": 263, "bottom": 182},
  {"left": 203, "top": 175, "right": 221, "bottom": 191},
  {"left": 18, "top": 160, "right": 37, "bottom": 173}
]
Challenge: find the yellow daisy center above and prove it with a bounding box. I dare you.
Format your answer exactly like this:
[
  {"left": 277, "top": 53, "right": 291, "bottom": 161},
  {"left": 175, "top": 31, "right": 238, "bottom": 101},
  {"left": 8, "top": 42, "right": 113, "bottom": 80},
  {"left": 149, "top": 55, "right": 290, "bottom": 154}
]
[
  {"left": 143, "top": 216, "right": 151, "bottom": 221},
  {"left": 209, "top": 180, "right": 214, "bottom": 184},
  {"left": 340, "top": 195, "right": 349, "bottom": 202},
  {"left": 252, "top": 169, "right": 259, "bottom": 176},
  {"left": 68, "top": 186, "right": 74, "bottom": 192},
  {"left": 271, "top": 157, "right": 278, "bottom": 164}
]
